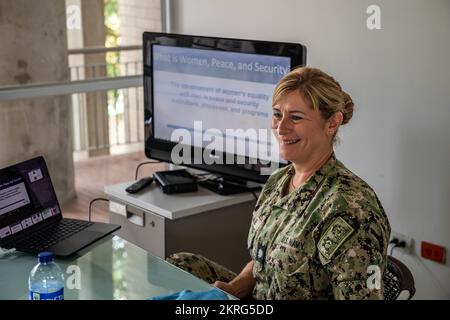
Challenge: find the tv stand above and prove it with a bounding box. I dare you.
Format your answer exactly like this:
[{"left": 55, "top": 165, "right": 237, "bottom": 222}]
[
  {"left": 198, "top": 175, "right": 262, "bottom": 195},
  {"left": 104, "top": 181, "right": 257, "bottom": 273}
]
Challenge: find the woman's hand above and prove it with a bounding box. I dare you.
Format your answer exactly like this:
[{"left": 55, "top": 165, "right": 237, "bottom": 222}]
[
  {"left": 213, "top": 281, "right": 238, "bottom": 297},
  {"left": 213, "top": 261, "right": 256, "bottom": 299}
]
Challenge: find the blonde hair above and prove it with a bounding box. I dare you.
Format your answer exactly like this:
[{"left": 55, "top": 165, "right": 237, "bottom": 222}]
[{"left": 272, "top": 67, "right": 354, "bottom": 125}]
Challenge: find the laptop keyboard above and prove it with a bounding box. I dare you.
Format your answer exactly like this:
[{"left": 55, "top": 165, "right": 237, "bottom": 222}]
[{"left": 14, "top": 219, "right": 94, "bottom": 252}]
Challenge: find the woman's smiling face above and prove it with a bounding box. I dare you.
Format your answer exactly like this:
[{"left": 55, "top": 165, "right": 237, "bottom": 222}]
[{"left": 271, "top": 90, "right": 332, "bottom": 165}]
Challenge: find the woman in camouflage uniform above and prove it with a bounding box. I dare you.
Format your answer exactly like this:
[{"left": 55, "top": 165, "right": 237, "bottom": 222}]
[{"left": 167, "top": 67, "right": 391, "bottom": 300}]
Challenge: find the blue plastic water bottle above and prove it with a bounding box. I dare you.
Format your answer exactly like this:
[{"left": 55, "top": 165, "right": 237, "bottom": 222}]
[{"left": 28, "top": 252, "right": 64, "bottom": 300}]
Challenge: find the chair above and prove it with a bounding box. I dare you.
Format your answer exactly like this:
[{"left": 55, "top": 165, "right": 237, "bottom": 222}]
[{"left": 383, "top": 255, "right": 416, "bottom": 300}]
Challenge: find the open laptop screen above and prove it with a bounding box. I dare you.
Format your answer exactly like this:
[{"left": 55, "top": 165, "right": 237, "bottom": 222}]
[{"left": 0, "top": 156, "right": 61, "bottom": 241}]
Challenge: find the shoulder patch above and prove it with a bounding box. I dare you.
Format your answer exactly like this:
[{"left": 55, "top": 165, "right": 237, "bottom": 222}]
[{"left": 318, "top": 217, "right": 355, "bottom": 261}]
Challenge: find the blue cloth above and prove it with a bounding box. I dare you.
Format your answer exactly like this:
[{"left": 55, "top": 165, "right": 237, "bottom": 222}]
[{"left": 152, "top": 288, "right": 229, "bottom": 300}]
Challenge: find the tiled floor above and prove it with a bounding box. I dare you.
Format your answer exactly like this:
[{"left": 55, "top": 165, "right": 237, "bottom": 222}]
[{"left": 61, "top": 151, "right": 165, "bottom": 223}]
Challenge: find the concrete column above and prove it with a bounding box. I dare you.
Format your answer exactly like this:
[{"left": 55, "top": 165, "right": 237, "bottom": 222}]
[
  {"left": 81, "top": 0, "right": 110, "bottom": 157},
  {"left": 0, "top": 0, "right": 75, "bottom": 204}
]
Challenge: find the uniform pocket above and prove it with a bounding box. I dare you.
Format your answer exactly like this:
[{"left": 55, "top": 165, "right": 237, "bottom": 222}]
[
  {"left": 266, "top": 245, "right": 312, "bottom": 299},
  {"left": 247, "top": 205, "right": 269, "bottom": 250}
]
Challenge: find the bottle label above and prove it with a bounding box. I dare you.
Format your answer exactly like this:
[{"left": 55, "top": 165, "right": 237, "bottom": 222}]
[{"left": 29, "top": 288, "right": 64, "bottom": 300}]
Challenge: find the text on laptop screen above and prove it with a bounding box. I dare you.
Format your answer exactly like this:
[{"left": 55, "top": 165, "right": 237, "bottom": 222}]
[{"left": 0, "top": 157, "right": 61, "bottom": 240}]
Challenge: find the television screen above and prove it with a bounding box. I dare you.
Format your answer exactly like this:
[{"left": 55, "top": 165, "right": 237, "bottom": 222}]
[{"left": 144, "top": 32, "right": 306, "bottom": 183}]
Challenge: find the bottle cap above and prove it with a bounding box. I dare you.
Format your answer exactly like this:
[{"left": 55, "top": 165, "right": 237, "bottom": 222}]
[{"left": 38, "top": 251, "right": 54, "bottom": 263}]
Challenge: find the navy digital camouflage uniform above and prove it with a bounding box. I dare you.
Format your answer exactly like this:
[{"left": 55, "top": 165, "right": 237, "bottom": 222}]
[
  {"left": 167, "top": 153, "right": 391, "bottom": 300},
  {"left": 248, "top": 153, "right": 390, "bottom": 299}
]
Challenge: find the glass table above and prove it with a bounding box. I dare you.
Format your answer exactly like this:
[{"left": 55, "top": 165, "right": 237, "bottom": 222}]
[{"left": 0, "top": 235, "right": 234, "bottom": 300}]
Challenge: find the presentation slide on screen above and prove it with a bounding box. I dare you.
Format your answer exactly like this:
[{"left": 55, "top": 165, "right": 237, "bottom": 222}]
[
  {"left": 152, "top": 45, "right": 290, "bottom": 162},
  {"left": 0, "top": 180, "right": 31, "bottom": 216}
]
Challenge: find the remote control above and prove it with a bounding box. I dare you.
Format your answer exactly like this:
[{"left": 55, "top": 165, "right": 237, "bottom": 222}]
[{"left": 125, "top": 177, "right": 154, "bottom": 193}]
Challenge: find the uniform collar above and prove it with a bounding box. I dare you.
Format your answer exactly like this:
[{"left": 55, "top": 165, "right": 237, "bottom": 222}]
[
  {"left": 274, "top": 152, "right": 337, "bottom": 212},
  {"left": 286, "top": 152, "right": 337, "bottom": 178}
]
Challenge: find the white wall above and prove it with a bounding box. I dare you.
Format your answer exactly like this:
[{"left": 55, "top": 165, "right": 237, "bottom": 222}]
[{"left": 171, "top": 0, "right": 450, "bottom": 299}]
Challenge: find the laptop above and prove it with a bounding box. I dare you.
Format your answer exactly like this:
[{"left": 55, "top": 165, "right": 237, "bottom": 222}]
[{"left": 0, "top": 156, "right": 120, "bottom": 257}]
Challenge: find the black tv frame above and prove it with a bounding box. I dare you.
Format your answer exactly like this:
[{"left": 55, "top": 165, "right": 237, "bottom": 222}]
[{"left": 143, "top": 32, "right": 306, "bottom": 184}]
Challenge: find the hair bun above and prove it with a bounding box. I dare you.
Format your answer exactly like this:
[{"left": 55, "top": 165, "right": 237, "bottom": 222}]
[{"left": 341, "top": 92, "right": 354, "bottom": 125}]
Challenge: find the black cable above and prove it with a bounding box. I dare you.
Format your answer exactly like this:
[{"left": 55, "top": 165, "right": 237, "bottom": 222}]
[
  {"left": 390, "top": 238, "right": 399, "bottom": 245},
  {"left": 88, "top": 198, "right": 109, "bottom": 222},
  {"left": 135, "top": 160, "right": 161, "bottom": 180},
  {"left": 390, "top": 243, "right": 399, "bottom": 256},
  {"left": 388, "top": 238, "right": 399, "bottom": 256},
  {"left": 390, "top": 240, "right": 406, "bottom": 256},
  {"left": 251, "top": 190, "right": 259, "bottom": 201}
]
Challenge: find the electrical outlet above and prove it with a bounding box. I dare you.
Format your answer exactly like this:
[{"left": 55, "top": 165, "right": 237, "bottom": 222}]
[
  {"left": 421, "top": 241, "right": 446, "bottom": 264},
  {"left": 390, "top": 231, "right": 414, "bottom": 254}
]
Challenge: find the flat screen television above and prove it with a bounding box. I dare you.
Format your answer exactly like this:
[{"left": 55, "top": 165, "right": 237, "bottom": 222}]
[{"left": 143, "top": 32, "right": 306, "bottom": 184}]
